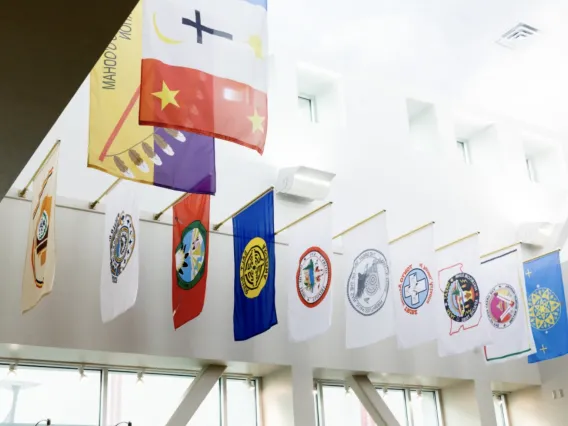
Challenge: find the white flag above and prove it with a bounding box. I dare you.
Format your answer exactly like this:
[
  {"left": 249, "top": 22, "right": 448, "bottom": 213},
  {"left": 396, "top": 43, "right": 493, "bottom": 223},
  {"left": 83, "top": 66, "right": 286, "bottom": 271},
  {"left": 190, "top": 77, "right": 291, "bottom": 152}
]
[
  {"left": 22, "top": 144, "right": 60, "bottom": 313},
  {"left": 100, "top": 185, "right": 140, "bottom": 323},
  {"left": 436, "top": 233, "right": 491, "bottom": 357},
  {"left": 391, "top": 223, "right": 438, "bottom": 349},
  {"left": 344, "top": 212, "right": 394, "bottom": 348},
  {"left": 482, "top": 247, "right": 536, "bottom": 362},
  {"left": 288, "top": 204, "right": 333, "bottom": 342}
]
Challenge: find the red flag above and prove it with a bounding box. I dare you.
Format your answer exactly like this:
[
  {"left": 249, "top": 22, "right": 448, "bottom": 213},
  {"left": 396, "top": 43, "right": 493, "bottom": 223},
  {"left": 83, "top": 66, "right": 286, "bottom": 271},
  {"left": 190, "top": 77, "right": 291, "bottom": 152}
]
[
  {"left": 172, "top": 193, "right": 210, "bottom": 329},
  {"left": 140, "top": 60, "right": 267, "bottom": 154}
]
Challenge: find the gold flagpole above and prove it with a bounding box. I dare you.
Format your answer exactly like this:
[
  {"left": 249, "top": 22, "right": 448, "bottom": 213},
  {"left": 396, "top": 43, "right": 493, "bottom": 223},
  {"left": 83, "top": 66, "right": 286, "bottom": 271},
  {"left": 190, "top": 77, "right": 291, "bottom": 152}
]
[
  {"left": 18, "top": 140, "right": 61, "bottom": 198},
  {"left": 333, "top": 210, "right": 386, "bottom": 239},
  {"left": 435, "top": 232, "right": 480, "bottom": 252},
  {"left": 524, "top": 248, "right": 561, "bottom": 264},
  {"left": 389, "top": 221, "right": 435, "bottom": 245},
  {"left": 154, "top": 193, "right": 190, "bottom": 221},
  {"left": 89, "top": 178, "right": 122, "bottom": 209},
  {"left": 480, "top": 242, "right": 522, "bottom": 259},
  {"left": 213, "top": 186, "right": 274, "bottom": 231},
  {"left": 275, "top": 202, "right": 333, "bottom": 236}
]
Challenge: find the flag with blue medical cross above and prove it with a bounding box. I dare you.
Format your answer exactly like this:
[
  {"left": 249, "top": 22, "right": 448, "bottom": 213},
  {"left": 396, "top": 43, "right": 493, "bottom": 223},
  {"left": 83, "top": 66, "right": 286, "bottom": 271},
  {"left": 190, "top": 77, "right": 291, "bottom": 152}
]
[{"left": 524, "top": 251, "right": 568, "bottom": 363}]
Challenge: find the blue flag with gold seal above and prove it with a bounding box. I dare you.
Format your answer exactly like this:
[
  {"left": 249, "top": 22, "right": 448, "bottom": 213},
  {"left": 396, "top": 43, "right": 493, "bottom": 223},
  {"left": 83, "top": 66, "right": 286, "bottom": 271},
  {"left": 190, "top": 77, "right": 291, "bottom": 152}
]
[
  {"left": 524, "top": 250, "right": 568, "bottom": 363},
  {"left": 233, "top": 190, "right": 277, "bottom": 341}
]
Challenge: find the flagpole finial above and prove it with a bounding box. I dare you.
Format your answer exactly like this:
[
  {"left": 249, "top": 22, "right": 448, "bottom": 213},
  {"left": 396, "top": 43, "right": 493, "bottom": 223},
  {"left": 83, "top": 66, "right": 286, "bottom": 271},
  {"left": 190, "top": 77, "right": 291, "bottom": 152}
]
[
  {"left": 18, "top": 140, "right": 61, "bottom": 198},
  {"left": 213, "top": 186, "right": 274, "bottom": 231}
]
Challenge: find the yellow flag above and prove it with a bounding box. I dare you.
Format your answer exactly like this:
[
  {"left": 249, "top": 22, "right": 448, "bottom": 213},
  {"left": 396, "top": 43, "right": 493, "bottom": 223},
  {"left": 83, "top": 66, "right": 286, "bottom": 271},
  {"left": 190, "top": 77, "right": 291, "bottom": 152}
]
[
  {"left": 22, "top": 144, "right": 60, "bottom": 313},
  {"left": 88, "top": 4, "right": 153, "bottom": 184}
]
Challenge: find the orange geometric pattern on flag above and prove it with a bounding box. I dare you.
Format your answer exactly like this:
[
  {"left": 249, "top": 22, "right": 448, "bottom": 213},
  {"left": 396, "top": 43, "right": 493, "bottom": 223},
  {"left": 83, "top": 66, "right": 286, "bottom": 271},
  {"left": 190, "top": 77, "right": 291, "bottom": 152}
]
[{"left": 139, "top": 59, "right": 267, "bottom": 154}]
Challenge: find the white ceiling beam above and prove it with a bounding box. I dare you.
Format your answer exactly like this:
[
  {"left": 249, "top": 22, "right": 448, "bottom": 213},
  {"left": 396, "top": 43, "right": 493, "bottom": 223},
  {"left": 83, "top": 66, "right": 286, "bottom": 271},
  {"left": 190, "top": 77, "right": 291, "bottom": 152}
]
[
  {"left": 165, "top": 364, "right": 226, "bottom": 426},
  {"left": 346, "top": 375, "right": 400, "bottom": 426}
]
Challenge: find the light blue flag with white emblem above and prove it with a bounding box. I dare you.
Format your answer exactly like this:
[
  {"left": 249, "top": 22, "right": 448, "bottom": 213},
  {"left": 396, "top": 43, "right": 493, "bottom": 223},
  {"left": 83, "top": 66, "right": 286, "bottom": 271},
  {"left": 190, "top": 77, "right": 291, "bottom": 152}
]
[{"left": 524, "top": 251, "right": 568, "bottom": 363}]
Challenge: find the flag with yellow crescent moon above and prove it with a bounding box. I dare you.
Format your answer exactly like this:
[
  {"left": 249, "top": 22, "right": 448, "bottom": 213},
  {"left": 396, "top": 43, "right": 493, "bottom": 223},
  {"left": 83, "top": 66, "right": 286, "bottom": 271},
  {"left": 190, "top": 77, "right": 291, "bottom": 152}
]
[{"left": 88, "top": 3, "right": 216, "bottom": 194}]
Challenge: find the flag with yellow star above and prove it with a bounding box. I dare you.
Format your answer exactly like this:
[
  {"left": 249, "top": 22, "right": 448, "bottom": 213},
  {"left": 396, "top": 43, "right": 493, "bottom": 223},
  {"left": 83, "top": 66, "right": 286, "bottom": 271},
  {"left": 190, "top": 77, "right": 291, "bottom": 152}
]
[
  {"left": 524, "top": 250, "right": 568, "bottom": 363},
  {"left": 88, "top": 3, "right": 216, "bottom": 195},
  {"left": 139, "top": 0, "right": 268, "bottom": 154}
]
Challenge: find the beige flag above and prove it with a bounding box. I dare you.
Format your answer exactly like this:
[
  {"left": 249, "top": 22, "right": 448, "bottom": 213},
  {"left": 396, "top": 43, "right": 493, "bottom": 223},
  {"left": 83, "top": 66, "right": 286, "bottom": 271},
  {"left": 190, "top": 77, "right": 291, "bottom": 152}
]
[{"left": 22, "top": 144, "right": 60, "bottom": 312}]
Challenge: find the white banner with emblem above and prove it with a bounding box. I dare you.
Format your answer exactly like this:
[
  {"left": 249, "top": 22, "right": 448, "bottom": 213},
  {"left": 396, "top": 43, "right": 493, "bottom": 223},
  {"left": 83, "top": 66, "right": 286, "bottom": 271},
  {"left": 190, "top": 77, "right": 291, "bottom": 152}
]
[
  {"left": 100, "top": 184, "right": 140, "bottom": 323},
  {"left": 391, "top": 223, "right": 438, "bottom": 349},
  {"left": 21, "top": 145, "right": 60, "bottom": 313},
  {"left": 343, "top": 212, "right": 394, "bottom": 349},
  {"left": 436, "top": 233, "right": 492, "bottom": 357},
  {"left": 482, "top": 246, "right": 535, "bottom": 362}
]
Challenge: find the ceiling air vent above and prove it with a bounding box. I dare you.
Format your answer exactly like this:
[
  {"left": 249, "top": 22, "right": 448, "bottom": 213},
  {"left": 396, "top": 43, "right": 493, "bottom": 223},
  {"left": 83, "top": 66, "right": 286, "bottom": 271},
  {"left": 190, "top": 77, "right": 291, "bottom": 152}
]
[{"left": 496, "top": 23, "right": 538, "bottom": 49}]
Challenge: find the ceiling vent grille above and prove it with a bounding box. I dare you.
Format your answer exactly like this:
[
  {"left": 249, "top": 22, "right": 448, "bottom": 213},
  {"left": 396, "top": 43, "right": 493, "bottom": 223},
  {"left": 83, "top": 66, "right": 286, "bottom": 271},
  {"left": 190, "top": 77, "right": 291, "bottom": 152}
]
[{"left": 497, "top": 23, "right": 539, "bottom": 49}]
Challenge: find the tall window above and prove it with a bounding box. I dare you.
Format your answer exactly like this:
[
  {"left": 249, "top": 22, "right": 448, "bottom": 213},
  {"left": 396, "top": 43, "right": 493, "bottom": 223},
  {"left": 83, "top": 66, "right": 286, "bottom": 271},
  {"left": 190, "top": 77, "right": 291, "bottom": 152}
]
[
  {"left": 317, "top": 383, "right": 440, "bottom": 426},
  {"left": 0, "top": 364, "right": 101, "bottom": 426},
  {"left": 298, "top": 95, "right": 317, "bottom": 123},
  {"left": 457, "top": 140, "right": 471, "bottom": 164},
  {"left": 493, "top": 394, "right": 510, "bottom": 426}
]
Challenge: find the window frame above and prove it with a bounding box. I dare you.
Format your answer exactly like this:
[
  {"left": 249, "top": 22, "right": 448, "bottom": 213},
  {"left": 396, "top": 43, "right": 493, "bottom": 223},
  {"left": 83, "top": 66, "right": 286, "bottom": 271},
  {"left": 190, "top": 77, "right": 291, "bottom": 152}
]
[
  {"left": 456, "top": 140, "right": 471, "bottom": 164},
  {"left": 526, "top": 158, "right": 537, "bottom": 182},
  {"left": 298, "top": 94, "right": 317, "bottom": 123}
]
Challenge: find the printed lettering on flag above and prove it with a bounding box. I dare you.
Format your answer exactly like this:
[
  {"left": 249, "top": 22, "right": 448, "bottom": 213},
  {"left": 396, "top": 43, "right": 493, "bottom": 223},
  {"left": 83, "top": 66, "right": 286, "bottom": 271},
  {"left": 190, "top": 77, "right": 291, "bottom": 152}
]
[
  {"left": 524, "top": 251, "right": 568, "bottom": 363},
  {"left": 288, "top": 205, "right": 333, "bottom": 342},
  {"left": 22, "top": 145, "right": 60, "bottom": 313},
  {"left": 100, "top": 184, "right": 140, "bottom": 323},
  {"left": 88, "top": 4, "right": 216, "bottom": 194},
  {"left": 172, "top": 193, "right": 210, "bottom": 329},
  {"left": 343, "top": 212, "right": 395, "bottom": 349},
  {"left": 140, "top": 0, "right": 268, "bottom": 153},
  {"left": 391, "top": 223, "right": 438, "bottom": 349},
  {"left": 232, "top": 190, "right": 277, "bottom": 340},
  {"left": 483, "top": 247, "right": 535, "bottom": 363},
  {"left": 436, "top": 233, "right": 491, "bottom": 357}
]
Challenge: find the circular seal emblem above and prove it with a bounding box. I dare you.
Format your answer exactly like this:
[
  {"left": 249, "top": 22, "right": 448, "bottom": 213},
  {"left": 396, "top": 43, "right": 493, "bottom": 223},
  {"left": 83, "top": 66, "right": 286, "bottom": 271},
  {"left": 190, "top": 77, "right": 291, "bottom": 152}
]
[
  {"left": 109, "top": 211, "right": 136, "bottom": 284},
  {"left": 240, "top": 237, "right": 269, "bottom": 299},
  {"left": 175, "top": 220, "right": 207, "bottom": 290},
  {"left": 36, "top": 210, "right": 49, "bottom": 241},
  {"left": 296, "top": 247, "right": 332, "bottom": 308},
  {"left": 400, "top": 266, "right": 433, "bottom": 313},
  {"left": 486, "top": 283, "right": 519, "bottom": 329},
  {"left": 528, "top": 286, "right": 562, "bottom": 331},
  {"left": 347, "top": 249, "right": 389, "bottom": 316},
  {"left": 443, "top": 272, "right": 480, "bottom": 323}
]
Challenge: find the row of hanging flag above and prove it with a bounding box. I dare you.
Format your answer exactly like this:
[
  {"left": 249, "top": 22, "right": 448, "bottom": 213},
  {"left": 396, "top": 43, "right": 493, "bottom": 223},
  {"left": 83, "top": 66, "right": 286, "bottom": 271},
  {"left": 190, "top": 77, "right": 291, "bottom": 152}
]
[
  {"left": 21, "top": 146, "right": 568, "bottom": 364},
  {"left": 88, "top": 0, "right": 268, "bottom": 197}
]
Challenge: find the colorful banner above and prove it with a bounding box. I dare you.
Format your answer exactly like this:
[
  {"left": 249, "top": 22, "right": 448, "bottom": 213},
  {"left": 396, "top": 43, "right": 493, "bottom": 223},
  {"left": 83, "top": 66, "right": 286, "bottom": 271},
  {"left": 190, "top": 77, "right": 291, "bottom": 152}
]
[
  {"left": 88, "top": 4, "right": 216, "bottom": 194},
  {"left": 288, "top": 205, "right": 333, "bottom": 342},
  {"left": 483, "top": 247, "right": 535, "bottom": 363},
  {"left": 391, "top": 224, "right": 438, "bottom": 349},
  {"left": 22, "top": 145, "right": 60, "bottom": 313},
  {"left": 172, "top": 193, "right": 210, "bottom": 329},
  {"left": 140, "top": 0, "right": 268, "bottom": 154},
  {"left": 100, "top": 184, "right": 140, "bottom": 322},
  {"left": 436, "top": 233, "right": 491, "bottom": 356},
  {"left": 232, "top": 190, "right": 277, "bottom": 340},
  {"left": 343, "top": 212, "right": 394, "bottom": 349},
  {"left": 524, "top": 251, "right": 568, "bottom": 363}
]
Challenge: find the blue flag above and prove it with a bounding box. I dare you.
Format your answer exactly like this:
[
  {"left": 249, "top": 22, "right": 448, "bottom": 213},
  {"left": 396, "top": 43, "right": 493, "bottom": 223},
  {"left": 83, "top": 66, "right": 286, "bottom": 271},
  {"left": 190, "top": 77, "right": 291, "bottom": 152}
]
[
  {"left": 524, "top": 251, "right": 568, "bottom": 363},
  {"left": 232, "top": 190, "right": 277, "bottom": 341}
]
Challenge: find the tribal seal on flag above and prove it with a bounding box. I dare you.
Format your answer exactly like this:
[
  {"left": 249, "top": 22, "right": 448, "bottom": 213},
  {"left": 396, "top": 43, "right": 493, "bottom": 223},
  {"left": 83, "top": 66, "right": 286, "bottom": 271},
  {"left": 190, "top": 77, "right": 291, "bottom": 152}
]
[
  {"left": 528, "top": 286, "right": 562, "bottom": 331},
  {"left": 175, "top": 220, "right": 207, "bottom": 290},
  {"left": 399, "top": 264, "right": 434, "bottom": 315},
  {"left": 31, "top": 169, "right": 55, "bottom": 288},
  {"left": 347, "top": 249, "right": 389, "bottom": 316},
  {"left": 297, "top": 247, "right": 332, "bottom": 308},
  {"left": 486, "top": 283, "right": 518, "bottom": 329},
  {"left": 240, "top": 237, "right": 269, "bottom": 299},
  {"left": 109, "top": 211, "right": 136, "bottom": 284},
  {"left": 443, "top": 273, "right": 480, "bottom": 323}
]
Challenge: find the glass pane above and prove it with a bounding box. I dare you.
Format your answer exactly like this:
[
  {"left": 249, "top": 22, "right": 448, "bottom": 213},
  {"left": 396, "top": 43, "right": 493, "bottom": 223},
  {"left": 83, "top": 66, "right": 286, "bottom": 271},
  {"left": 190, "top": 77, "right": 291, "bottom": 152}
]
[
  {"left": 381, "top": 389, "right": 409, "bottom": 426},
  {"left": 106, "top": 372, "right": 220, "bottom": 426},
  {"left": 0, "top": 364, "right": 101, "bottom": 426},
  {"left": 226, "top": 379, "right": 257, "bottom": 426},
  {"left": 298, "top": 96, "right": 313, "bottom": 122},
  {"left": 493, "top": 396, "right": 507, "bottom": 426},
  {"left": 410, "top": 390, "right": 439, "bottom": 426}
]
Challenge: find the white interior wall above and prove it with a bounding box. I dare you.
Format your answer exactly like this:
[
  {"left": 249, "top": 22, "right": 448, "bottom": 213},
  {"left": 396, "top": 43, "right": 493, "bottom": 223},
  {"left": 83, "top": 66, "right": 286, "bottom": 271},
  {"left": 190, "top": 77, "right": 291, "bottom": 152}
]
[
  {"left": 440, "top": 382, "right": 481, "bottom": 426},
  {"left": 261, "top": 367, "right": 295, "bottom": 426},
  {"left": 507, "top": 386, "right": 566, "bottom": 426}
]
